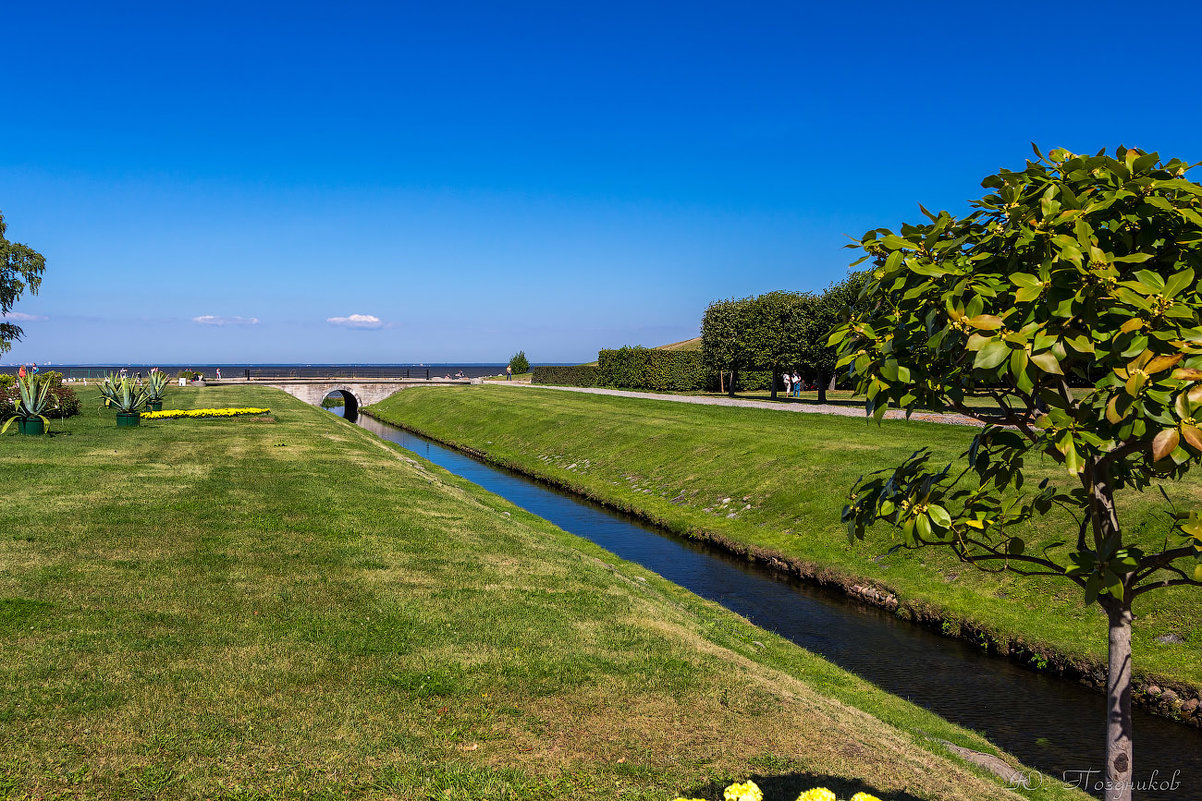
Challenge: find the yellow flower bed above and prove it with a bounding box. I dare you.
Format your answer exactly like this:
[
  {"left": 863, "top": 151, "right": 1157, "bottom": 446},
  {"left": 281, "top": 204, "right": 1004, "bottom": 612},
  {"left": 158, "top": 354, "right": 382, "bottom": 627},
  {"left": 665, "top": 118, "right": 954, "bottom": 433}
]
[
  {"left": 675, "top": 781, "right": 880, "bottom": 801},
  {"left": 141, "top": 407, "right": 271, "bottom": 420}
]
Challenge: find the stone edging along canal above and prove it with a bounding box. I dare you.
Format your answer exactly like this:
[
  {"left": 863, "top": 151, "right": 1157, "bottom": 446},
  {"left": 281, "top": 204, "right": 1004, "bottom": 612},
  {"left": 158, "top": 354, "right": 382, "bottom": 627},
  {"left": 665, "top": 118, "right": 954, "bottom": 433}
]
[{"left": 360, "top": 408, "right": 1202, "bottom": 730}]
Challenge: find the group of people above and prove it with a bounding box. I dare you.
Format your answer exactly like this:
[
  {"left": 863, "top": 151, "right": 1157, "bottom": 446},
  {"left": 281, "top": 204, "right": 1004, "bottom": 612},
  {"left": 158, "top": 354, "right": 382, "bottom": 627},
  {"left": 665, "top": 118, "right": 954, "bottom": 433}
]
[
  {"left": 15, "top": 363, "right": 39, "bottom": 379},
  {"left": 780, "top": 370, "right": 811, "bottom": 398}
]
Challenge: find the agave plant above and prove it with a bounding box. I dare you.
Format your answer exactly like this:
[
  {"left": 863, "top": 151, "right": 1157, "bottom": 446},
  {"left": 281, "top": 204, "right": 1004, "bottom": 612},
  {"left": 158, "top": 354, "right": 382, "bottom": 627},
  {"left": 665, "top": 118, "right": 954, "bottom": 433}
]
[
  {"left": 98, "top": 374, "right": 152, "bottom": 414},
  {"left": 144, "top": 370, "right": 170, "bottom": 404},
  {"left": 1, "top": 373, "right": 53, "bottom": 434}
]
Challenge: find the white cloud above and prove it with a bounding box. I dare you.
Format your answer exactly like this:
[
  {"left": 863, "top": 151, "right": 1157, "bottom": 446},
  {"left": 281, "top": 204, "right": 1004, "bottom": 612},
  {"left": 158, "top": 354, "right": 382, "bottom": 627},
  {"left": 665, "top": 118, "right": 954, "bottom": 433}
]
[
  {"left": 193, "top": 315, "right": 260, "bottom": 326},
  {"left": 327, "top": 313, "right": 384, "bottom": 329},
  {"left": 1, "top": 312, "right": 48, "bottom": 322}
]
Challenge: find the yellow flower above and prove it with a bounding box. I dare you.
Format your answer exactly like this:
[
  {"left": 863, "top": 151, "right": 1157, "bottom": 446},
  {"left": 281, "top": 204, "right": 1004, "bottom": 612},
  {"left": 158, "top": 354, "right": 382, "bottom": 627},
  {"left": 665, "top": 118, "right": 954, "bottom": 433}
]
[
  {"left": 796, "top": 790, "right": 837, "bottom": 801},
  {"left": 142, "top": 407, "right": 270, "bottom": 420},
  {"left": 724, "top": 781, "right": 763, "bottom": 801},
  {"left": 850, "top": 794, "right": 883, "bottom": 801}
]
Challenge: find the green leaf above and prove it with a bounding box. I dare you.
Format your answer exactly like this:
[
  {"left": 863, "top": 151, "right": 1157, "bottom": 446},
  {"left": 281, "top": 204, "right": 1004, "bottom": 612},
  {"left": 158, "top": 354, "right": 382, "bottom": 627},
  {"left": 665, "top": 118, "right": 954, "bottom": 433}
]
[
  {"left": 1007, "top": 537, "right": 1025, "bottom": 556},
  {"left": 974, "top": 340, "right": 1010, "bottom": 370},
  {"left": 1063, "top": 440, "right": 1084, "bottom": 474},
  {"left": 1103, "top": 570, "right": 1125, "bottom": 603},
  {"left": 916, "top": 513, "right": 932, "bottom": 540},
  {"left": 965, "top": 314, "right": 1005, "bottom": 330},
  {"left": 1134, "top": 269, "right": 1166, "bottom": 291},
  {"left": 1009, "top": 348, "right": 1029, "bottom": 380},
  {"left": 1029, "top": 351, "right": 1063, "bottom": 375},
  {"left": 1163, "top": 268, "right": 1196, "bottom": 299},
  {"left": 927, "top": 505, "right": 951, "bottom": 527},
  {"left": 882, "top": 235, "right": 919, "bottom": 251},
  {"left": 1084, "top": 574, "right": 1100, "bottom": 605}
]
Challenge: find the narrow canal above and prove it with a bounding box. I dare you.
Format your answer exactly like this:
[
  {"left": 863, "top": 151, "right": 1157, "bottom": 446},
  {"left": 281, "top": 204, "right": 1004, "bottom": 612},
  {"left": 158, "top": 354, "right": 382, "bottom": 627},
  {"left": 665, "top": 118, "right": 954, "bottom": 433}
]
[{"left": 352, "top": 412, "right": 1200, "bottom": 800}]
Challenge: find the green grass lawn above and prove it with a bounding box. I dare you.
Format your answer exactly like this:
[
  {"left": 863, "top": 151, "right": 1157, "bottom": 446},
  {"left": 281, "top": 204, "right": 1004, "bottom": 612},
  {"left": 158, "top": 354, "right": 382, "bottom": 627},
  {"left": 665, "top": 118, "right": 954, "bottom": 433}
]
[
  {"left": 365, "top": 385, "right": 1202, "bottom": 695},
  {"left": 0, "top": 385, "right": 1082, "bottom": 800}
]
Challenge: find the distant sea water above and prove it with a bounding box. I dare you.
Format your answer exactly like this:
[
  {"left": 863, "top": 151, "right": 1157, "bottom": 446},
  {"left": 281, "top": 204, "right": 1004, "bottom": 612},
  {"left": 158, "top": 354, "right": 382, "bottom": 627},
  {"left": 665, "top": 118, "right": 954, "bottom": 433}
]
[{"left": 0, "top": 363, "right": 518, "bottom": 380}]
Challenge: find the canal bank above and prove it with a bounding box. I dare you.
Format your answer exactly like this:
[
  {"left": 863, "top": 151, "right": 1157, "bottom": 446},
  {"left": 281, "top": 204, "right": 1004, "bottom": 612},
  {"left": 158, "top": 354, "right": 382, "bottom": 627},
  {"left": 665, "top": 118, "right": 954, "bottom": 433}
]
[
  {"left": 353, "top": 409, "right": 1202, "bottom": 800},
  {"left": 359, "top": 385, "right": 1202, "bottom": 728}
]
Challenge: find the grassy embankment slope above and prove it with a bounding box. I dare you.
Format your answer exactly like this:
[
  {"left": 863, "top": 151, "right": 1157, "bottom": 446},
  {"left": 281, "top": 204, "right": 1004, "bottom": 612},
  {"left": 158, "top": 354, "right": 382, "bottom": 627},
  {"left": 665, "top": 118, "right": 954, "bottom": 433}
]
[
  {"left": 365, "top": 385, "right": 1202, "bottom": 695},
  {"left": 0, "top": 385, "right": 1078, "bottom": 800}
]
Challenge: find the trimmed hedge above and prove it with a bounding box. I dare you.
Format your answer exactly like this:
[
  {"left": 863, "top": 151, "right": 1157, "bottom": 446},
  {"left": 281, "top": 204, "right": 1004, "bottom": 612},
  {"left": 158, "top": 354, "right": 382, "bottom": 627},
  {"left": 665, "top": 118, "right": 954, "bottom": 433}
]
[
  {"left": 733, "top": 370, "right": 773, "bottom": 392},
  {"left": 532, "top": 365, "right": 599, "bottom": 387},
  {"left": 596, "top": 347, "right": 708, "bottom": 392}
]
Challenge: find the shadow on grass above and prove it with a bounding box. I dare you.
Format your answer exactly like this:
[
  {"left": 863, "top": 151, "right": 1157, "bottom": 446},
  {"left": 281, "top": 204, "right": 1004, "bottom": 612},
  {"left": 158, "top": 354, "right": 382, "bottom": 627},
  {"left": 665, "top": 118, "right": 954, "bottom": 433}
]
[{"left": 679, "top": 772, "right": 926, "bottom": 801}]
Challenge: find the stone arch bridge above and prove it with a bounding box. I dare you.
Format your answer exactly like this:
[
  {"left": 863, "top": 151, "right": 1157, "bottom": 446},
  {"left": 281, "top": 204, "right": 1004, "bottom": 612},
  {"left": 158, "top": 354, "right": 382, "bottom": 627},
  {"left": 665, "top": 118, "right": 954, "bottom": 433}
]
[{"left": 255, "top": 378, "right": 475, "bottom": 420}]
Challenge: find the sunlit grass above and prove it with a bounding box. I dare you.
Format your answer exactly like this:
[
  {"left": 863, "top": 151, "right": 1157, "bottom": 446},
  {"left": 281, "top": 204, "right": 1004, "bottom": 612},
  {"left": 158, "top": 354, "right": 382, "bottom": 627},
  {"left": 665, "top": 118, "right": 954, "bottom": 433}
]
[
  {"left": 367, "top": 385, "right": 1202, "bottom": 689},
  {"left": 0, "top": 386, "right": 1086, "bottom": 799}
]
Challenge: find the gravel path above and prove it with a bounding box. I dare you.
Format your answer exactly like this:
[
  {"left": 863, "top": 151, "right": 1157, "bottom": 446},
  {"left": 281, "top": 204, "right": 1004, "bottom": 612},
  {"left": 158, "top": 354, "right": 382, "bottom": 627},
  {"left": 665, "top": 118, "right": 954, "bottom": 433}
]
[{"left": 492, "top": 382, "right": 986, "bottom": 427}]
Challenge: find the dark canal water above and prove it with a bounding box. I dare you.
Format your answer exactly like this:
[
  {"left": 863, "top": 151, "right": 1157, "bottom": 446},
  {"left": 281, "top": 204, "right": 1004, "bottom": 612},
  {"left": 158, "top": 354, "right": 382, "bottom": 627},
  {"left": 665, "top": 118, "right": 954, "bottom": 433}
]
[{"left": 350, "top": 411, "right": 1201, "bottom": 800}]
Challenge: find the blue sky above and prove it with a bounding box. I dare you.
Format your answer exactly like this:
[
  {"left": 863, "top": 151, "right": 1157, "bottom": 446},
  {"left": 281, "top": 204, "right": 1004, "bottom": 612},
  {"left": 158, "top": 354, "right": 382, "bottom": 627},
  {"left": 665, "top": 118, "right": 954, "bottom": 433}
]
[{"left": 3, "top": 1, "right": 1201, "bottom": 364}]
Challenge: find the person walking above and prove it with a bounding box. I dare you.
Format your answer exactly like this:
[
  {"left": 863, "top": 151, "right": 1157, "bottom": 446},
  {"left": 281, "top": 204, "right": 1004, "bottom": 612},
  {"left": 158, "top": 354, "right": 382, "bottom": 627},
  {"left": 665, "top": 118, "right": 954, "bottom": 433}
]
[
  {"left": 506, "top": 364, "right": 512, "bottom": 381},
  {"left": 781, "top": 370, "right": 792, "bottom": 398},
  {"left": 216, "top": 367, "right": 221, "bottom": 380},
  {"left": 17, "top": 364, "right": 26, "bottom": 379},
  {"left": 30, "top": 363, "right": 39, "bottom": 376},
  {"left": 792, "top": 370, "right": 802, "bottom": 398}
]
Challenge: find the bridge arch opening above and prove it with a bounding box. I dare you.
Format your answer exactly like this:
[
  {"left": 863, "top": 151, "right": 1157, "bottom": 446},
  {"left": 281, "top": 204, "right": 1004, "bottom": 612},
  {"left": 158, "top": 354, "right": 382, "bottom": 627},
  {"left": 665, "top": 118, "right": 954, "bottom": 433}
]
[{"left": 321, "top": 389, "right": 361, "bottom": 422}]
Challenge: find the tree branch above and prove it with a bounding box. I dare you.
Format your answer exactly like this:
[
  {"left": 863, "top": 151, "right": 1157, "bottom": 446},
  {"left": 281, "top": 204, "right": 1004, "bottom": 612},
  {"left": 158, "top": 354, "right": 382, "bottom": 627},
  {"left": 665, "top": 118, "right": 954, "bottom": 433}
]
[{"left": 1132, "top": 546, "right": 1198, "bottom": 584}]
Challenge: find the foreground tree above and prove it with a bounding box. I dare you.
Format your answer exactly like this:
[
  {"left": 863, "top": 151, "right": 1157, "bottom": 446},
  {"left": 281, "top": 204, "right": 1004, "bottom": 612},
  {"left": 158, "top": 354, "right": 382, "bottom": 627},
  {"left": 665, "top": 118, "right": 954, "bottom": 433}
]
[
  {"left": 0, "top": 212, "right": 46, "bottom": 354},
  {"left": 831, "top": 146, "right": 1202, "bottom": 801}
]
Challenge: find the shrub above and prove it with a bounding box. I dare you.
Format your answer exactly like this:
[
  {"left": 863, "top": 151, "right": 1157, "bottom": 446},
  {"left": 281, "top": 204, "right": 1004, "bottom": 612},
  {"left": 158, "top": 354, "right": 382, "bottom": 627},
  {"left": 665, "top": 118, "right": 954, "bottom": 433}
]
[
  {"left": 596, "top": 347, "right": 709, "bottom": 391},
  {"left": 532, "top": 366, "right": 599, "bottom": 387},
  {"left": 509, "top": 351, "right": 530, "bottom": 374},
  {"left": 45, "top": 385, "right": 80, "bottom": 418}
]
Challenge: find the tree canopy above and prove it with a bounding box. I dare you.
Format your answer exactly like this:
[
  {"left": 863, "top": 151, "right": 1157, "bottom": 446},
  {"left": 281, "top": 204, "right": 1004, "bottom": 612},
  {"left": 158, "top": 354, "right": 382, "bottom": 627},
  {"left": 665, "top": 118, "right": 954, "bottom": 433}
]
[
  {"left": 701, "top": 275, "right": 865, "bottom": 398},
  {"left": 830, "top": 145, "right": 1202, "bottom": 801},
  {"left": 509, "top": 351, "right": 529, "bottom": 374},
  {"left": 0, "top": 212, "right": 46, "bottom": 355}
]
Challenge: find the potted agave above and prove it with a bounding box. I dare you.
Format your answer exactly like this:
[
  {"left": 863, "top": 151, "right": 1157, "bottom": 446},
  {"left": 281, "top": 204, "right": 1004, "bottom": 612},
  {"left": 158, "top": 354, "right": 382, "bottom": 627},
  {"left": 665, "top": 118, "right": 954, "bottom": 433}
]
[
  {"left": 1, "top": 373, "right": 53, "bottom": 435},
  {"left": 98, "top": 374, "right": 151, "bottom": 427},
  {"left": 144, "top": 370, "right": 169, "bottom": 412}
]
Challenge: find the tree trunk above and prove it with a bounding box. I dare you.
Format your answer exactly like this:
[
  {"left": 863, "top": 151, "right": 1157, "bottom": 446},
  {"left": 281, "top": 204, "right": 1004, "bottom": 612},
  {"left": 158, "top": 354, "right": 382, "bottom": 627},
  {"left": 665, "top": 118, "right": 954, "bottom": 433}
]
[
  {"left": 719, "top": 370, "right": 724, "bottom": 394},
  {"left": 816, "top": 372, "right": 828, "bottom": 404},
  {"left": 728, "top": 368, "right": 738, "bottom": 397},
  {"left": 1104, "top": 601, "right": 1134, "bottom": 801},
  {"left": 770, "top": 367, "right": 779, "bottom": 400}
]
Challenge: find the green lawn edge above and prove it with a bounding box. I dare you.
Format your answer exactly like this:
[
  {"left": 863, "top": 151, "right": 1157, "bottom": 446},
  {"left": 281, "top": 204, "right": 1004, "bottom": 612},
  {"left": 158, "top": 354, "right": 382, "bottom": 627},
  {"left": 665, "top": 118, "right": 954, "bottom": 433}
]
[{"left": 362, "top": 385, "right": 1202, "bottom": 712}]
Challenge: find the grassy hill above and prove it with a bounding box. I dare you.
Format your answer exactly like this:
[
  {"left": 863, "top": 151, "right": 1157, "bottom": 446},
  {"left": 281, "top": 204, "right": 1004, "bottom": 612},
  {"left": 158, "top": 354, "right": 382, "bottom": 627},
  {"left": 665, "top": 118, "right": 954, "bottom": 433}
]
[{"left": 580, "top": 336, "right": 702, "bottom": 366}]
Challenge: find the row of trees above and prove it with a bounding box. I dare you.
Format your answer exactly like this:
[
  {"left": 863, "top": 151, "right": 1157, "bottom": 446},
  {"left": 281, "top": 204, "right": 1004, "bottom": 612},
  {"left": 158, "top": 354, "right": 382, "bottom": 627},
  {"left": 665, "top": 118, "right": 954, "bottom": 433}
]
[{"left": 700, "top": 274, "right": 865, "bottom": 401}]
